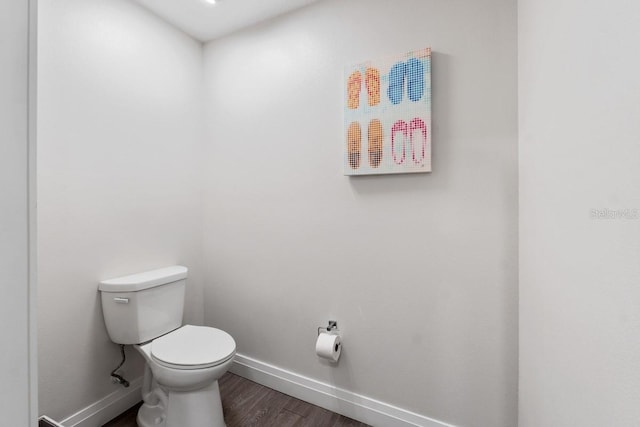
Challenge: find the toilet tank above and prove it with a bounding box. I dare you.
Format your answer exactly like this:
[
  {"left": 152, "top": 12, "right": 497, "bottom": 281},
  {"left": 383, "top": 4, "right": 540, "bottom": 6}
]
[{"left": 98, "top": 266, "right": 187, "bottom": 345}]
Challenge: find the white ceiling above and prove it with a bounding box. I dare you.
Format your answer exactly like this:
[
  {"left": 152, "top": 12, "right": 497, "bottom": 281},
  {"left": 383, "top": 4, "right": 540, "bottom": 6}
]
[{"left": 134, "top": 0, "right": 320, "bottom": 42}]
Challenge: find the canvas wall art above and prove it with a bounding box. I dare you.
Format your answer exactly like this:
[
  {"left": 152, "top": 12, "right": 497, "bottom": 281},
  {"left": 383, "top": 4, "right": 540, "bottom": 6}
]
[{"left": 344, "top": 47, "right": 432, "bottom": 175}]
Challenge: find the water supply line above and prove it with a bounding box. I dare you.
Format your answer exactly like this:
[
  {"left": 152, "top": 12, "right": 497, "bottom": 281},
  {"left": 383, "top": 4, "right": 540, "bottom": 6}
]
[{"left": 110, "top": 344, "right": 130, "bottom": 388}]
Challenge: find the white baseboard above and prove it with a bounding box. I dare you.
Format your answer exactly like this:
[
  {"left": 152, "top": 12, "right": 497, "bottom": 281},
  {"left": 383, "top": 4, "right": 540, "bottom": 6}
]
[
  {"left": 60, "top": 377, "right": 142, "bottom": 427},
  {"left": 56, "top": 356, "right": 454, "bottom": 427},
  {"left": 230, "top": 354, "right": 455, "bottom": 427}
]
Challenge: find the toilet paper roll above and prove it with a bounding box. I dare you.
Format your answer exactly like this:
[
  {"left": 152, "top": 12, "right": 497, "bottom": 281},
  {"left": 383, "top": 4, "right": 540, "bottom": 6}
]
[{"left": 315, "top": 332, "right": 342, "bottom": 362}]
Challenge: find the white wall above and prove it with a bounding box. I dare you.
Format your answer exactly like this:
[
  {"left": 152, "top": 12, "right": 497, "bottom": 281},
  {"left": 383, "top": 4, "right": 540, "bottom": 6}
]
[
  {"left": 202, "top": 1, "right": 518, "bottom": 425},
  {"left": 37, "top": 0, "right": 205, "bottom": 420},
  {"left": 519, "top": 0, "right": 640, "bottom": 426},
  {"left": 0, "top": 0, "right": 37, "bottom": 425}
]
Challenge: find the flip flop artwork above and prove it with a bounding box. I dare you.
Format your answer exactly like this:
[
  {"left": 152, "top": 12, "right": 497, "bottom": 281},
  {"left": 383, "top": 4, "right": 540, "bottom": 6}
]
[{"left": 344, "top": 47, "right": 431, "bottom": 175}]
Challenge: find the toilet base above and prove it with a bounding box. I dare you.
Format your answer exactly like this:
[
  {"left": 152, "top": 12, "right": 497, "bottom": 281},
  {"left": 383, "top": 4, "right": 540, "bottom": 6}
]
[
  {"left": 165, "top": 380, "right": 225, "bottom": 427},
  {"left": 137, "top": 402, "right": 166, "bottom": 427},
  {"left": 137, "top": 380, "right": 226, "bottom": 427}
]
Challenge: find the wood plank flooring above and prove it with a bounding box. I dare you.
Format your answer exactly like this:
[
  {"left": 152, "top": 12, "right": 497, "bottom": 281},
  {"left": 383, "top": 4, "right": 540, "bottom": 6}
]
[{"left": 103, "top": 373, "right": 370, "bottom": 427}]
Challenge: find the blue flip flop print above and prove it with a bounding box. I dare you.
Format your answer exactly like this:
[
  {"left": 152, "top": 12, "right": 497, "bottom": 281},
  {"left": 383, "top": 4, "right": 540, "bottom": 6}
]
[
  {"left": 387, "top": 61, "right": 406, "bottom": 105},
  {"left": 406, "top": 57, "right": 424, "bottom": 102}
]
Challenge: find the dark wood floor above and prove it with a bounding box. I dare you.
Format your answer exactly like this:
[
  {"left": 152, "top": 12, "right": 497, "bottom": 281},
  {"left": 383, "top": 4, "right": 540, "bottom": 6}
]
[{"left": 103, "top": 372, "right": 370, "bottom": 427}]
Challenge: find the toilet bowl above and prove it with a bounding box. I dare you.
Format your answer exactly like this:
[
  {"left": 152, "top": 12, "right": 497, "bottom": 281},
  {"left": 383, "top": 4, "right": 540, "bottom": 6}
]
[
  {"left": 136, "top": 325, "right": 236, "bottom": 427},
  {"left": 98, "top": 266, "right": 236, "bottom": 427}
]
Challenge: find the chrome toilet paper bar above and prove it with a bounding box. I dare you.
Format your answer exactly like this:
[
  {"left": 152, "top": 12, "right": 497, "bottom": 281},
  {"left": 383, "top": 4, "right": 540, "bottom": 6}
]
[{"left": 317, "top": 320, "right": 338, "bottom": 335}]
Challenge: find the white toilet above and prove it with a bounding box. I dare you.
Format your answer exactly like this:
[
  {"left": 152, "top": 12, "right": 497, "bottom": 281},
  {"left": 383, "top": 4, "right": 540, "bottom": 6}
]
[{"left": 98, "top": 265, "right": 235, "bottom": 427}]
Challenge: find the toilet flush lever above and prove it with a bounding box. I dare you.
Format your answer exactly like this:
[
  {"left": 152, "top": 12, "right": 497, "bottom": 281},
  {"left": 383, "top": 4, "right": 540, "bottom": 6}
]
[{"left": 114, "top": 297, "right": 129, "bottom": 304}]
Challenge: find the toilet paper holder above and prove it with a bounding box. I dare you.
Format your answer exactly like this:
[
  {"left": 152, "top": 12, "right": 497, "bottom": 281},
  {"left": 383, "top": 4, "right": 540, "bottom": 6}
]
[{"left": 317, "top": 320, "right": 338, "bottom": 335}]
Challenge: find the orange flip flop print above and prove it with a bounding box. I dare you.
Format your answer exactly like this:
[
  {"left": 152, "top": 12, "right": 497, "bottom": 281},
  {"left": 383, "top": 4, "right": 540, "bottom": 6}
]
[
  {"left": 347, "top": 122, "right": 362, "bottom": 169},
  {"left": 347, "top": 71, "right": 362, "bottom": 110},
  {"left": 365, "top": 68, "right": 380, "bottom": 106},
  {"left": 368, "top": 119, "right": 383, "bottom": 167}
]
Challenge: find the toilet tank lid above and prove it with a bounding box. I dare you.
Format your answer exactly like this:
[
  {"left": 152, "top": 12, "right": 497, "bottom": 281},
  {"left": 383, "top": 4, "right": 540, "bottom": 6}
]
[{"left": 98, "top": 266, "right": 188, "bottom": 292}]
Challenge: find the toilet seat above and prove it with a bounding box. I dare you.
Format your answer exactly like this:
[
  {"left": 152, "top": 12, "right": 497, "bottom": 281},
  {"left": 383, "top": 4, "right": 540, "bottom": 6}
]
[{"left": 151, "top": 325, "right": 236, "bottom": 370}]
